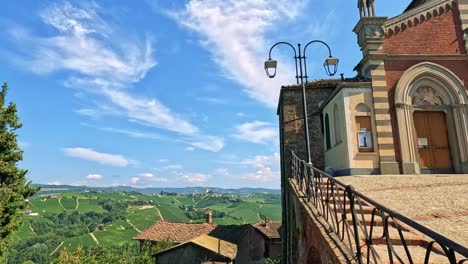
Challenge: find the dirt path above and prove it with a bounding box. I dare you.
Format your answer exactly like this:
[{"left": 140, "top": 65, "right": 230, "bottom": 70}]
[
  {"left": 126, "top": 219, "right": 141, "bottom": 233},
  {"left": 257, "top": 213, "right": 263, "bottom": 222},
  {"left": 156, "top": 207, "right": 164, "bottom": 221},
  {"left": 58, "top": 197, "right": 65, "bottom": 210},
  {"left": 28, "top": 222, "right": 35, "bottom": 233},
  {"left": 75, "top": 198, "right": 79, "bottom": 210},
  {"left": 89, "top": 232, "right": 99, "bottom": 245},
  {"left": 50, "top": 241, "right": 64, "bottom": 256},
  {"left": 173, "top": 197, "right": 181, "bottom": 204},
  {"left": 193, "top": 196, "right": 206, "bottom": 208}
]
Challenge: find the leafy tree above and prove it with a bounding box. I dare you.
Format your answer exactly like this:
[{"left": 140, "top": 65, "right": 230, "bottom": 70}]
[{"left": 0, "top": 83, "right": 38, "bottom": 259}]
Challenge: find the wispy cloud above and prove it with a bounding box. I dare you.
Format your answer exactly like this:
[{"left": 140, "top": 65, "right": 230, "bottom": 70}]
[
  {"left": 170, "top": 0, "right": 306, "bottom": 107},
  {"left": 63, "top": 147, "right": 129, "bottom": 167},
  {"left": 10, "top": 1, "right": 224, "bottom": 152},
  {"left": 179, "top": 173, "right": 210, "bottom": 184},
  {"left": 48, "top": 181, "right": 62, "bottom": 185},
  {"left": 130, "top": 172, "right": 168, "bottom": 185},
  {"left": 233, "top": 121, "right": 278, "bottom": 144}
]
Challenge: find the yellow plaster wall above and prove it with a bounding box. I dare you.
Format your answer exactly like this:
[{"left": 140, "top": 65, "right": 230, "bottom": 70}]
[
  {"left": 345, "top": 89, "right": 380, "bottom": 169},
  {"left": 323, "top": 91, "right": 349, "bottom": 170}
]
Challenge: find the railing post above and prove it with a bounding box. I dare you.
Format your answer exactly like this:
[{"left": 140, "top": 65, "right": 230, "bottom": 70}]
[{"left": 346, "top": 185, "right": 363, "bottom": 264}]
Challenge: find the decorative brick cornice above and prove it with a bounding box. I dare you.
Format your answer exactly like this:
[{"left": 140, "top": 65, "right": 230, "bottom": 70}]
[{"left": 385, "top": 0, "right": 455, "bottom": 36}]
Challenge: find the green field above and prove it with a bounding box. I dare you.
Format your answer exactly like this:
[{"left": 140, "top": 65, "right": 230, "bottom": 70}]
[
  {"left": 76, "top": 198, "right": 106, "bottom": 213},
  {"left": 157, "top": 205, "right": 191, "bottom": 222},
  {"left": 127, "top": 207, "right": 161, "bottom": 230},
  {"left": 60, "top": 233, "right": 96, "bottom": 251},
  {"left": 11, "top": 190, "right": 280, "bottom": 263},
  {"left": 61, "top": 197, "right": 77, "bottom": 210}
]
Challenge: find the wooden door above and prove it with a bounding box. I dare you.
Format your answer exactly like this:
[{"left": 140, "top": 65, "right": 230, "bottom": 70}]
[{"left": 413, "top": 111, "right": 452, "bottom": 172}]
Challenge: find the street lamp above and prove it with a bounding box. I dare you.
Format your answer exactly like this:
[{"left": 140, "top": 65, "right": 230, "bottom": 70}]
[{"left": 265, "top": 40, "right": 339, "bottom": 164}]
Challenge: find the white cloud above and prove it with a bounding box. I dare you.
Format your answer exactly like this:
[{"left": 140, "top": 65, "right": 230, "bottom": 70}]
[
  {"left": 102, "top": 89, "right": 199, "bottom": 135},
  {"left": 234, "top": 121, "right": 278, "bottom": 144},
  {"left": 85, "top": 174, "right": 103, "bottom": 180},
  {"left": 11, "top": 1, "right": 224, "bottom": 152},
  {"left": 48, "top": 181, "right": 62, "bottom": 185},
  {"left": 137, "top": 173, "right": 154, "bottom": 178},
  {"left": 130, "top": 173, "right": 169, "bottom": 185},
  {"left": 64, "top": 147, "right": 129, "bottom": 167},
  {"left": 180, "top": 173, "right": 210, "bottom": 184},
  {"left": 171, "top": 0, "right": 306, "bottom": 107},
  {"left": 130, "top": 177, "right": 140, "bottom": 184},
  {"left": 214, "top": 168, "right": 230, "bottom": 176},
  {"left": 240, "top": 152, "right": 280, "bottom": 182},
  {"left": 188, "top": 135, "right": 224, "bottom": 152},
  {"left": 185, "top": 147, "right": 195, "bottom": 151},
  {"left": 164, "top": 164, "right": 183, "bottom": 170}
]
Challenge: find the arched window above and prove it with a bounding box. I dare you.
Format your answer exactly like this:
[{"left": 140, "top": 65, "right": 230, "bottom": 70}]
[
  {"left": 325, "top": 114, "right": 331, "bottom": 149},
  {"left": 355, "top": 103, "right": 371, "bottom": 113},
  {"left": 333, "top": 104, "right": 341, "bottom": 144}
]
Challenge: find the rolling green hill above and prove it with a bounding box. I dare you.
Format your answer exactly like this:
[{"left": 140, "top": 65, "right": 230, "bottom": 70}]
[{"left": 8, "top": 189, "right": 281, "bottom": 264}]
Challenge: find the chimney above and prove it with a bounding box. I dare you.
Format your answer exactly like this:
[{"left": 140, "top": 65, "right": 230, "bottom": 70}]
[
  {"left": 264, "top": 217, "right": 269, "bottom": 228},
  {"left": 206, "top": 210, "right": 213, "bottom": 224}
]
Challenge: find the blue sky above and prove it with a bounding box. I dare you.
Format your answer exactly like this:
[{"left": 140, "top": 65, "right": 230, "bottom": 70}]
[{"left": 0, "top": 0, "right": 408, "bottom": 189}]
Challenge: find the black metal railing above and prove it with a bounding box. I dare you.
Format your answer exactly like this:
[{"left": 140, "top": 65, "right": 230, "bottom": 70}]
[{"left": 290, "top": 151, "right": 468, "bottom": 264}]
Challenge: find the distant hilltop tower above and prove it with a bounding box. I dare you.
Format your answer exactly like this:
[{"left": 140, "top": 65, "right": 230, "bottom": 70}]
[
  {"left": 358, "top": 0, "right": 376, "bottom": 17},
  {"left": 204, "top": 188, "right": 209, "bottom": 194}
]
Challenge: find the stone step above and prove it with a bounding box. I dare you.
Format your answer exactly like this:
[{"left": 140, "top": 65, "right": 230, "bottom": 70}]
[
  {"left": 363, "top": 226, "right": 426, "bottom": 246},
  {"left": 362, "top": 244, "right": 451, "bottom": 264}
]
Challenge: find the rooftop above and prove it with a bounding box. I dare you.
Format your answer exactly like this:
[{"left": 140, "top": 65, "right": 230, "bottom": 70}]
[
  {"left": 155, "top": 234, "right": 238, "bottom": 260},
  {"left": 133, "top": 221, "right": 252, "bottom": 244},
  {"left": 254, "top": 221, "right": 282, "bottom": 239},
  {"left": 133, "top": 221, "right": 216, "bottom": 244}
]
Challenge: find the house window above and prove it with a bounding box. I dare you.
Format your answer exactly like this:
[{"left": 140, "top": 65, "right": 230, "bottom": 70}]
[
  {"left": 355, "top": 116, "right": 373, "bottom": 152},
  {"left": 325, "top": 114, "right": 331, "bottom": 149},
  {"left": 333, "top": 104, "right": 341, "bottom": 144}
]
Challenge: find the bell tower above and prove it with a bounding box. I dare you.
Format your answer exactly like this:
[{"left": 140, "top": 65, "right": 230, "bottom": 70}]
[
  {"left": 358, "top": 0, "right": 376, "bottom": 17},
  {"left": 353, "top": 0, "right": 401, "bottom": 175}
]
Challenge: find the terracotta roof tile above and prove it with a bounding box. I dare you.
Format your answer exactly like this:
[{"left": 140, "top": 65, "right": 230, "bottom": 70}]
[
  {"left": 254, "top": 221, "right": 282, "bottom": 239},
  {"left": 133, "top": 221, "right": 217, "bottom": 244},
  {"left": 134, "top": 221, "right": 252, "bottom": 245},
  {"left": 208, "top": 225, "right": 251, "bottom": 244}
]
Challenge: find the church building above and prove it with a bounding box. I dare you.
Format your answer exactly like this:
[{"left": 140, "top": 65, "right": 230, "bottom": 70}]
[{"left": 278, "top": 0, "right": 468, "bottom": 176}]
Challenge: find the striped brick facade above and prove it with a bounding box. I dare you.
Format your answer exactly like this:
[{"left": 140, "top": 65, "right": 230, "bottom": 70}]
[{"left": 368, "top": 61, "right": 400, "bottom": 173}]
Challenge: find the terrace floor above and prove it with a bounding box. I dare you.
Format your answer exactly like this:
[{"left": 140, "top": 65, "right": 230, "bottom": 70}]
[{"left": 339, "top": 174, "right": 468, "bottom": 249}]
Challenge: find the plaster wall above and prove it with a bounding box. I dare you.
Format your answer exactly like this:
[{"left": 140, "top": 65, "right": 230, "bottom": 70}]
[
  {"left": 156, "top": 244, "right": 231, "bottom": 264},
  {"left": 345, "top": 88, "right": 380, "bottom": 171},
  {"left": 323, "top": 91, "right": 349, "bottom": 171}
]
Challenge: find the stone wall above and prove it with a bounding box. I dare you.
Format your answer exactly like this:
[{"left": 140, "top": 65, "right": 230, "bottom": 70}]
[
  {"left": 287, "top": 179, "right": 350, "bottom": 264},
  {"left": 278, "top": 83, "right": 337, "bottom": 175}
]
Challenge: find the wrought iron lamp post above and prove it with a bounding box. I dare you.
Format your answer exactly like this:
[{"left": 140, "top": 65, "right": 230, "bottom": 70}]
[{"left": 265, "top": 40, "right": 339, "bottom": 164}]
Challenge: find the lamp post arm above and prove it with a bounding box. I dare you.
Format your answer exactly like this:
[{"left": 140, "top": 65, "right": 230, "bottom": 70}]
[
  {"left": 268, "top": 42, "right": 300, "bottom": 84},
  {"left": 302, "top": 40, "right": 334, "bottom": 82}
]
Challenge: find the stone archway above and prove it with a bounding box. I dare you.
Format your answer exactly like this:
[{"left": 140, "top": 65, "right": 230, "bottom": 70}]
[{"left": 395, "top": 62, "right": 468, "bottom": 174}]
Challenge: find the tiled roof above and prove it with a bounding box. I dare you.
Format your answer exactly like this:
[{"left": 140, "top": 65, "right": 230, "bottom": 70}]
[
  {"left": 404, "top": 0, "right": 434, "bottom": 12},
  {"left": 254, "top": 221, "right": 282, "bottom": 239},
  {"left": 133, "top": 221, "right": 217, "bottom": 244},
  {"left": 155, "top": 234, "right": 238, "bottom": 260},
  {"left": 134, "top": 221, "right": 251, "bottom": 244},
  {"left": 208, "top": 224, "right": 251, "bottom": 244},
  {"left": 281, "top": 77, "right": 370, "bottom": 89}
]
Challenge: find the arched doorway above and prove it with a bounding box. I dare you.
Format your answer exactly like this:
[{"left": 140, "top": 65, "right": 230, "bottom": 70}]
[{"left": 395, "top": 62, "right": 468, "bottom": 174}]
